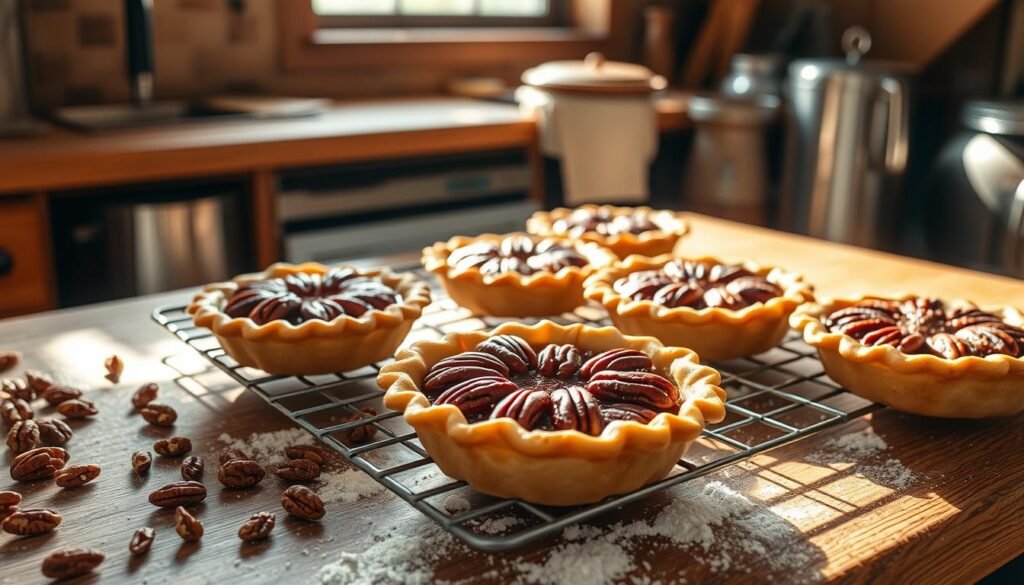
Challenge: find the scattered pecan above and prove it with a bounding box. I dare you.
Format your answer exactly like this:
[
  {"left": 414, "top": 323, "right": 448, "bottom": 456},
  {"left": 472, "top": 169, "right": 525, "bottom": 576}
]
[
  {"left": 132, "top": 383, "right": 159, "bottom": 409},
  {"left": 1, "top": 378, "right": 33, "bottom": 401},
  {"left": 36, "top": 417, "right": 73, "bottom": 445},
  {"left": 586, "top": 371, "right": 679, "bottom": 411},
  {"left": 475, "top": 335, "right": 537, "bottom": 373},
  {"left": 422, "top": 352, "right": 510, "bottom": 395},
  {"left": 0, "top": 491, "right": 22, "bottom": 507},
  {"left": 129, "top": 527, "right": 155, "bottom": 555},
  {"left": 132, "top": 450, "right": 153, "bottom": 474},
  {"left": 219, "top": 447, "right": 249, "bottom": 465},
  {"left": 281, "top": 485, "right": 324, "bottom": 521},
  {"left": 154, "top": 436, "right": 192, "bottom": 457},
  {"left": 238, "top": 511, "right": 276, "bottom": 541},
  {"left": 10, "top": 446, "right": 69, "bottom": 481},
  {"left": 25, "top": 370, "right": 54, "bottom": 395},
  {"left": 104, "top": 355, "right": 124, "bottom": 384},
  {"left": 1, "top": 397, "right": 32, "bottom": 426},
  {"left": 600, "top": 403, "right": 660, "bottom": 424},
  {"left": 174, "top": 506, "right": 204, "bottom": 542},
  {"left": 0, "top": 351, "right": 18, "bottom": 374},
  {"left": 490, "top": 389, "right": 552, "bottom": 430},
  {"left": 41, "top": 384, "right": 81, "bottom": 406},
  {"left": 148, "top": 480, "right": 207, "bottom": 508},
  {"left": 57, "top": 398, "right": 99, "bottom": 419},
  {"left": 2, "top": 507, "right": 62, "bottom": 536},
  {"left": 6, "top": 419, "right": 40, "bottom": 454},
  {"left": 346, "top": 407, "right": 378, "bottom": 444},
  {"left": 41, "top": 548, "right": 105, "bottom": 580},
  {"left": 283, "top": 444, "right": 326, "bottom": 465},
  {"left": 55, "top": 464, "right": 101, "bottom": 489},
  {"left": 537, "top": 344, "right": 583, "bottom": 379},
  {"left": 579, "top": 349, "right": 653, "bottom": 379},
  {"left": 550, "top": 386, "right": 604, "bottom": 436},
  {"left": 140, "top": 402, "right": 177, "bottom": 426},
  {"left": 181, "top": 456, "right": 204, "bottom": 481},
  {"left": 434, "top": 376, "right": 518, "bottom": 417},
  {"left": 218, "top": 459, "right": 266, "bottom": 489},
  {"left": 274, "top": 459, "right": 320, "bottom": 481}
]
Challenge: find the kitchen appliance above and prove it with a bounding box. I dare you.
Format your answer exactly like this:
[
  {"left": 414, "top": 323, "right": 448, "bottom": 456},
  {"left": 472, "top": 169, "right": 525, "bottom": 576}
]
[
  {"left": 779, "top": 27, "right": 911, "bottom": 250},
  {"left": 0, "top": 0, "right": 42, "bottom": 136},
  {"left": 721, "top": 53, "right": 784, "bottom": 98},
  {"left": 927, "top": 100, "right": 1024, "bottom": 277},
  {"left": 517, "top": 53, "right": 666, "bottom": 205}
]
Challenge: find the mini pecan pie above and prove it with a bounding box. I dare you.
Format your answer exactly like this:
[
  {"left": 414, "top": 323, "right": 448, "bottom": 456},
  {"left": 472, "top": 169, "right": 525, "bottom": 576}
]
[
  {"left": 422, "top": 233, "right": 616, "bottom": 317},
  {"left": 526, "top": 205, "right": 689, "bottom": 258},
  {"left": 793, "top": 296, "right": 1024, "bottom": 418},
  {"left": 585, "top": 255, "right": 813, "bottom": 361},
  {"left": 379, "top": 321, "right": 726, "bottom": 506},
  {"left": 188, "top": 263, "right": 430, "bottom": 375}
]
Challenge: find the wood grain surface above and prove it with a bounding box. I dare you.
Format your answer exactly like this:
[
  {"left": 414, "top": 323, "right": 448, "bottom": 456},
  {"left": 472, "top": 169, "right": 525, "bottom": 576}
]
[{"left": 2, "top": 215, "right": 1023, "bottom": 584}]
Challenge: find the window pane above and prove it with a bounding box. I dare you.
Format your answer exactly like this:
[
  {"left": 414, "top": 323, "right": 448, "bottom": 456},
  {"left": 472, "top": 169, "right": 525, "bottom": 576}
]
[
  {"left": 312, "top": 0, "right": 397, "bottom": 15},
  {"left": 398, "top": 0, "right": 474, "bottom": 15},
  {"left": 479, "top": 0, "right": 548, "bottom": 17}
]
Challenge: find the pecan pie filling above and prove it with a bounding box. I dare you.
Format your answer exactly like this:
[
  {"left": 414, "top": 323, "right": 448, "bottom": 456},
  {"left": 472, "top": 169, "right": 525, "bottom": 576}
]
[
  {"left": 613, "top": 260, "right": 783, "bottom": 310},
  {"left": 446, "top": 235, "right": 588, "bottom": 276},
  {"left": 552, "top": 208, "right": 660, "bottom": 239},
  {"left": 824, "top": 298, "right": 1024, "bottom": 359},
  {"left": 422, "top": 334, "right": 681, "bottom": 434},
  {"left": 222, "top": 269, "right": 401, "bottom": 325}
]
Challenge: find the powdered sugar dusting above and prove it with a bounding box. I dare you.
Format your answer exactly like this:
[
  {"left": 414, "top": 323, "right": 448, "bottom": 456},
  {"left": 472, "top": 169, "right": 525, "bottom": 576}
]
[
  {"left": 317, "top": 468, "right": 387, "bottom": 504},
  {"left": 807, "top": 426, "right": 918, "bottom": 490},
  {"left": 472, "top": 516, "right": 525, "bottom": 535},
  {"left": 217, "top": 428, "right": 309, "bottom": 466}
]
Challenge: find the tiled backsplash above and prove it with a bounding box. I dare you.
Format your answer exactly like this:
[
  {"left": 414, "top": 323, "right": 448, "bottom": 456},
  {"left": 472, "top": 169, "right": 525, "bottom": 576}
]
[{"left": 24, "top": 0, "right": 526, "bottom": 109}]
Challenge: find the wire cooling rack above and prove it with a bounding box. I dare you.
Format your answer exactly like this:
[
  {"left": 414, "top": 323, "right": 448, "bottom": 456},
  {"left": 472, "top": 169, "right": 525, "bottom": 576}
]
[{"left": 152, "top": 265, "right": 879, "bottom": 552}]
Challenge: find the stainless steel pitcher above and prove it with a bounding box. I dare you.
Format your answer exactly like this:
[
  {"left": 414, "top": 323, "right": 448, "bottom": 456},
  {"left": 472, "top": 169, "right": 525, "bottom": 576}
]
[{"left": 780, "top": 28, "right": 911, "bottom": 249}]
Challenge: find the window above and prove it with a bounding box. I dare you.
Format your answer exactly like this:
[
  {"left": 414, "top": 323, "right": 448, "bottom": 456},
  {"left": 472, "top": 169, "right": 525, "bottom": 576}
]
[{"left": 312, "top": 0, "right": 562, "bottom": 27}]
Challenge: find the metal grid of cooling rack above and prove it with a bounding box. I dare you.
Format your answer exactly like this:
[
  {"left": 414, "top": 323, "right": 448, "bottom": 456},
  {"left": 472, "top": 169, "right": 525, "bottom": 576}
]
[{"left": 152, "top": 266, "right": 880, "bottom": 552}]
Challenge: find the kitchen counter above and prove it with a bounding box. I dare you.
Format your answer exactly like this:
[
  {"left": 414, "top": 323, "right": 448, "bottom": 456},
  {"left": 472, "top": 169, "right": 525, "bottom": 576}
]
[{"left": 2, "top": 214, "right": 1023, "bottom": 584}]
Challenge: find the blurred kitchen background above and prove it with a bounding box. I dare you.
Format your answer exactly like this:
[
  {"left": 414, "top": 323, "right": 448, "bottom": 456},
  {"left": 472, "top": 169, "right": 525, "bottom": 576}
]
[{"left": 0, "top": 0, "right": 1022, "bottom": 317}]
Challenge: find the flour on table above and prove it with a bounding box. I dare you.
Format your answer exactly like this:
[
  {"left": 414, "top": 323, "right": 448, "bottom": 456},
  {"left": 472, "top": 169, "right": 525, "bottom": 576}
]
[
  {"left": 217, "top": 428, "right": 309, "bottom": 466},
  {"left": 806, "top": 427, "right": 918, "bottom": 490},
  {"left": 443, "top": 494, "right": 471, "bottom": 514},
  {"left": 471, "top": 516, "right": 525, "bottom": 535}
]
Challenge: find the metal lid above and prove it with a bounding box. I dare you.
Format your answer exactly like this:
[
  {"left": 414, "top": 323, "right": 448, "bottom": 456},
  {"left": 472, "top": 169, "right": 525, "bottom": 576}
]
[
  {"left": 687, "top": 93, "right": 781, "bottom": 125},
  {"left": 521, "top": 53, "right": 667, "bottom": 95},
  {"left": 961, "top": 100, "right": 1024, "bottom": 136},
  {"left": 788, "top": 27, "right": 910, "bottom": 87}
]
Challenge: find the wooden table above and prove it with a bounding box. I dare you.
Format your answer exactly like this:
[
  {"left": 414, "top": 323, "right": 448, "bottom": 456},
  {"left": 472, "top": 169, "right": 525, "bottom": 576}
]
[{"left": 2, "top": 214, "right": 1023, "bottom": 584}]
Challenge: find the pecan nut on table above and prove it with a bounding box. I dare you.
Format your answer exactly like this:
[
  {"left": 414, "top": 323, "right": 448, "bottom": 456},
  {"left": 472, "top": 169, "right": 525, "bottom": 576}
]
[{"left": 41, "top": 548, "right": 105, "bottom": 580}]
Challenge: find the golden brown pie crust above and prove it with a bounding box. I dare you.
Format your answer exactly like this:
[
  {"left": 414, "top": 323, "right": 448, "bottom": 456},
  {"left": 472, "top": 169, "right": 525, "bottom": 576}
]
[
  {"left": 378, "top": 320, "right": 727, "bottom": 506},
  {"left": 421, "top": 233, "right": 617, "bottom": 317},
  {"left": 792, "top": 295, "right": 1024, "bottom": 418},
  {"left": 188, "top": 263, "right": 431, "bottom": 375},
  {"left": 526, "top": 204, "right": 689, "bottom": 258},
  {"left": 585, "top": 255, "right": 813, "bottom": 361}
]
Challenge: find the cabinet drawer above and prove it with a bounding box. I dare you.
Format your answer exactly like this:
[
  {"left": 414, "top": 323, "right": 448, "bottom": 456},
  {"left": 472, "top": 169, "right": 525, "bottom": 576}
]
[{"left": 0, "top": 198, "right": 53, "bottom": 316}]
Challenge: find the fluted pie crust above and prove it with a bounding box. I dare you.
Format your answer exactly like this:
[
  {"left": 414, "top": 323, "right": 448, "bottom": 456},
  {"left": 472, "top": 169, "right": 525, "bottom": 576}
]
[
  {"left": 188, "top": 263, "right": 431, "bottom": 375},
  {"left": 379, "top": 321, "right": 726, "bottom": 506},
  {"left": 585, "top": 255, "right": 813, "bottom": 361},
  {"left": 526, "top": 205, "right": 689, "bottom": 258},
  {"left": 792, "top": 296, "right": 1024, "bottom": 418},
  {"left": 422, "top": 233, "right": 617, "bottom": 317}
]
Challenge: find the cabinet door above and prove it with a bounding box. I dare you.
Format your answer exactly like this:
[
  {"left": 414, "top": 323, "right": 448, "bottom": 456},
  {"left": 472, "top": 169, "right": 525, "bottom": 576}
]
[{"left": 0, "top": 198, "right": 53, "bottom": 317}]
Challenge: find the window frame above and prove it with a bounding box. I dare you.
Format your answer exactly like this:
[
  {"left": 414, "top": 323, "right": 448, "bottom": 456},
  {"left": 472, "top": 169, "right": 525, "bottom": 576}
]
[{"left": 313, "top": 0, "right": 567, "bottom": 28}]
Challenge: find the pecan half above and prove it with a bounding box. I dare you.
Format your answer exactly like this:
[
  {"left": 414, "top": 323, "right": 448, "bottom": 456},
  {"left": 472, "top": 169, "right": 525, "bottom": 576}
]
[
  {"left": 0, "top": 351, "right": 18, "bottom": 374},
  {"left": 861, "top": 325, "right": 905, "bottom": 347},
  {"left": 586, "top": 371, "right": 679, "bottom": 411},
  {"left": 346, "top": 407, "right": 378, "bottom": 444},
  {"left": 2, "top": 507, "right": 62, "bottom": 536},
  {"left": 652, "top": 282, "right": 704, "bottom": 308},
  {"left": 129, "top": 527, "right": 155, "bottom": 555},
  {"left": 433, "top": 376, "right": 519, "bottom": 417},
  {"left": 283, "top": 444, "right": 325, "bottom": 465},
  {"left": 0, "top": 491, "right": 21, "bottom": 507},
  {"left": 613, "top": 270, "right": 673, "bottom": 300},
  {"left": 132, "top": 383, "right": 159, "bottom": 409},
  {"left": 475, "top": 335, "right": 537, "bottom": 373},
  {"left": 57, "top": 398, "right": 98, "bottom": 419},
  {"left": 1, "top": 378, "right": 33, "bottom": 401},
  {"left": 0, "top": 505, "right": 16, "bottom": 524},
  {"left": 422, "top": 352, "right": 510, "bottom": 395},
  {"left": 104, "top": 355, "right": 124, "bottom": 384},
  {"left": 140, "top": 402, "right": 177, "bottom": 426},
  {"left": 537, "top": 344, "right": 583, "bottom": 379},
  {"left": 149, "top": 480, "right": 207, "bottom": 508},
  {"left": 489, "top": 389, "right": 552, "bottom": 430},
  {"left": 281, "top": 485, "right": 324, "bottom": 521},
  {"left": 175, "top": 506, "right": 204, "bottom": 542},
  {"left": 41, "top": 548, "right": 105, "bottom": 580},
  {"left": 25, "top": 370, "right": 54, "bottom": 395},
  {"left": 708, "top": 263, "right": 755, "bottom": 284},
  {"left": 1, "top": 397, "right": 32, "bottom": 426},
  {"left": 725, "top": 276, "right": 783, "bottom": 305},
  {"left": 154, "top": 436, "right": 192, "bottom": 457},
  {"left": 10, "top": 446, "right": 69, "bottom": 481},
  {"left": 946, "top": 307, "right": 1003, "bottom": 331},
  {"left": 578, "top": 348, "right": 653, "bottom": 379},
  {"left": 663, "top": 260, "right": 710, "bottom": 282},
  {"left": 550, "top": 386, "right": 604, "bottom": 436},
  {"left": 41, "top": 384, "right": 81, "bottom": 406},
  {"left": 956, "top": 325, "right": 1019, "bottom": 357},
  {"left": 274, "top": 459, "right": 320, "bottom": 481},
  {"left": 218, "top": 459, "right": 266, "bottom": 489},
  {"left": 181, "top": 456, "right": 204, "bottom": 481},
  {"left": 6, "top": 419, "right": 40, "bottom": 454},
  {"left": 238, "top": 512, "right": 276, "bottom": 541},
  {"left": 55, "top": 464, "right": 101, "bottom": 488},
  {"left": 600, "top": 403, "right": 660, "bottom": 424},
  {"left": 132, "top": 450, "right": 153, "bottom": 474},
  {"left": 36, "top": 418, "right": 73, "bottom": 445},
  {"left": 220, "top": 447, "right": 250, "bottom": 465},
  {"left": 703, "top": 286, "right": 745, "bottom": 309}
]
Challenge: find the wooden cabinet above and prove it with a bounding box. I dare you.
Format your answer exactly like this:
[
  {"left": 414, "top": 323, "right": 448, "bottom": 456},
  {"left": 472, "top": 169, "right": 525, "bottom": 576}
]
[{"left": 0, "top": 197, "right": 54, "bottom": 317}]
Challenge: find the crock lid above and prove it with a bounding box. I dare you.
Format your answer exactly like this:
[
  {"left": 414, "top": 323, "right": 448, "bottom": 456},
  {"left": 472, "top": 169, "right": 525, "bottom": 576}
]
[{"left": 521, "top": 53, "right": 667, "bottom": 95}]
